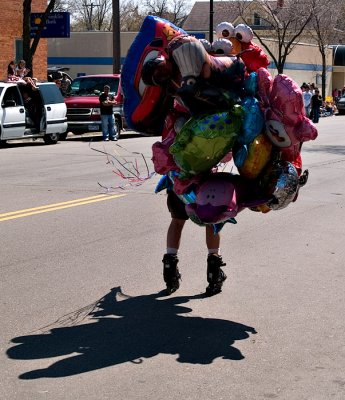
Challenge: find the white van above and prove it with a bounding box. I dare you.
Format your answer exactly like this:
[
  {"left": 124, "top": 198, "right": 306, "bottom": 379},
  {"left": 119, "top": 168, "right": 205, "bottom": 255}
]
[{"left": 0, "top": 81, "right": 67, "bottom": 145}]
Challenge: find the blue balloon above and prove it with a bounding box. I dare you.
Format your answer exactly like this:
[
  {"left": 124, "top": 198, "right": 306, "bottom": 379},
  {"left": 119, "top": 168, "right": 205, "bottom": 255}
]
[
  {"left": 155, "top": 175, "right": 172, "bottom": 193},
  {"left": 244, "top": 72, "right": 258, "bottom": 96},
  {"left": 239, "top": 97, "right": 264, "bottom": 145},
  {"left": 167, "top": 171, "right": 197, "bottom": 205},
  {"left": 233, "top": 144, "right": 248, "bottom": 168},
  {"left": 233, "top": 96, "right": 264, "bottom": 168}
]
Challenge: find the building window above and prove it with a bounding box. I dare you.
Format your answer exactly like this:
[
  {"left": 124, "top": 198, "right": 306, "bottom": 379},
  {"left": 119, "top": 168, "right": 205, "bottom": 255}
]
[
  {"left": 316, "top": 74, "right": 323, "bottom": 86},
  {"left": 254, "top": 13, "right": 261, "bottom": 26},
  {"left": 15, "top": 39, "right": 23, "bottom": 61}
]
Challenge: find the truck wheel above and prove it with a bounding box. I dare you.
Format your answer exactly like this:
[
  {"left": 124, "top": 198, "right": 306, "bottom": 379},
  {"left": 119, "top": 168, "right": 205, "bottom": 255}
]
[
  {"left": 115, "top": 119, "right": 121, "bottom": 140},
  {"left": 43, "top": 133, "right": 59, "bottom": 144}
]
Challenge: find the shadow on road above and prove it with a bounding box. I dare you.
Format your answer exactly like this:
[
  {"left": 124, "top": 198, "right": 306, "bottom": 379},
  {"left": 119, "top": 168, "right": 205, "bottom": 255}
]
[
  {"left": 0, "top": 131, "right": 154, "bottom": 148},
  {"left": 66, "top": 131, "right": 147, "bottom": 142},
  {"left": 7, "top": 287, "right": 257, "bottom": 379},
  {"left": 302, "top": 144, "right": 345, "bottom": 155}
]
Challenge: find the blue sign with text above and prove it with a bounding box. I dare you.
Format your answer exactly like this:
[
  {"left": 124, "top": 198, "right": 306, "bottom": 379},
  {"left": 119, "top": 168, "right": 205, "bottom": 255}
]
[{"left": 31, "top": 12, "right": 70, "bottom": 38}]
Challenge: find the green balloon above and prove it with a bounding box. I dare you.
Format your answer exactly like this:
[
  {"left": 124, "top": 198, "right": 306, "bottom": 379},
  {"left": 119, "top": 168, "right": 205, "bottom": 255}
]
[{"left": 169, "top": 106, "right": 243, "bottom": 177}]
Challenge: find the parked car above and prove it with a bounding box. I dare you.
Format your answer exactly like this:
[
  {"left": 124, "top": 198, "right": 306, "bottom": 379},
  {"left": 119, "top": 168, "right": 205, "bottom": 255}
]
[
  {"left": 47, "top": 66, "right": 73, "bottom": 82},
  {"left": 0, "top": 81, "right": 67, "bottom": 146},
  {"left": 337, "top": 95, "right": 345, "bottom": 115},
  {"left": 64, "top": 74, "right": 124, "bottom": 139}
]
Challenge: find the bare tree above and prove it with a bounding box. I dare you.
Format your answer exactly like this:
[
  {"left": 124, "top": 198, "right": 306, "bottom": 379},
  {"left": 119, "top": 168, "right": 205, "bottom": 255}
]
[
  {"left": 235, "top": 0, "right": 317, "bottom": 74},
  {"left": 52, "top": 0, "right": 69, "bottom": 12},
  {"left": 66, "top": 0, "right": 142, "bottom": 31},
  {"left": 64, "top": 0, "right": 191, "bottom": 32},
  {"left": 23, "top": 0, "right": 57, "bottom": 75},
  {"left": 143, "top": 0, "right": 192, "bottom": 26},
  {"left": 309, "top": 0, "right": 345, "bottom": 98},
  {"left": 67, "top": 0, "right": 112, "bottom": 31},
  {"left": 120, "top": 1, "right": 145, "bottom": 32}
]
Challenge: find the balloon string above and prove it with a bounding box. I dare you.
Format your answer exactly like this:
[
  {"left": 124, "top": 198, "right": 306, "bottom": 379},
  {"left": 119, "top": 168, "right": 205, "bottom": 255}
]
[{"left": 89, "top": 141, "right": 155, "bottom": 191}]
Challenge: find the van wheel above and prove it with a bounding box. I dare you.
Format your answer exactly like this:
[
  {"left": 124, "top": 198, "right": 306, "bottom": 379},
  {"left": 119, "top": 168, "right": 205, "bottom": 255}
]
[
  {"left": 59, "top": 132, "right": 68, "bottom": 140},
  {"left": 43, "top": 133, "right": 59, "bottom": 144},
  {"left": 0, "top": 140, "right": 7, "bottom": 147}
]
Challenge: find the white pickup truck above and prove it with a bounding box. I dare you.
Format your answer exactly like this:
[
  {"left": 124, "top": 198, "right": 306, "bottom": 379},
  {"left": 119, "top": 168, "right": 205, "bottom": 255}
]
[{"left": 0, "top": 81, "right": 67, "bottom": 145}]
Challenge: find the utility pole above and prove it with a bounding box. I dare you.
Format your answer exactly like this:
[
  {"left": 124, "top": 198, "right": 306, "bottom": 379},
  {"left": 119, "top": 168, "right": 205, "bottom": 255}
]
[
  {"left": 113, "top": 0, "right": 121, "bottom": 73},
  {"left": 83, "top": 3, "right": 100, "bottom": 31}
]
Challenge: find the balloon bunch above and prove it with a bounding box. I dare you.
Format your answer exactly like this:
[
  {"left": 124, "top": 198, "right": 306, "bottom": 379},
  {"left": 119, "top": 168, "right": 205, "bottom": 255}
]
[{"left": 122, "top": 16, "right": 318, "bottom": 231}]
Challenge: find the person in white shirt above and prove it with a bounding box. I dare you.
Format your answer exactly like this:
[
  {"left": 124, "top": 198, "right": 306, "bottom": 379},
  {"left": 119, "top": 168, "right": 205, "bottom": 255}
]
[{"left": 303, "top": 85, "right": 312, "bottom": 117}]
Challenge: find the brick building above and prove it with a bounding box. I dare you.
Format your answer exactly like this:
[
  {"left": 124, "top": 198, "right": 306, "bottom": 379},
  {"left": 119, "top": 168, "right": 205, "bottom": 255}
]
[{"left": 0, "top": 0, "right": 47, "bottom": 81}]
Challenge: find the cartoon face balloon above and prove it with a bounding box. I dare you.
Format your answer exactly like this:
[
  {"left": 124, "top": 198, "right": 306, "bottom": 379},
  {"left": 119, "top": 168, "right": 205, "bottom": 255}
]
[
  {"left": 184, "top": 172, "right": 267, "bottom": 224},
  {"left": 167, "top": 35, "right": 246, "bottom": 115},
  {"left": 258, "top": 72, "right": 318, "bottom": 152},
  {"left": 121, "top": 15, "right": 187, "bottom": 134},
  {"left": 185, "top": 174, "right": 239, "bottom": 224}
]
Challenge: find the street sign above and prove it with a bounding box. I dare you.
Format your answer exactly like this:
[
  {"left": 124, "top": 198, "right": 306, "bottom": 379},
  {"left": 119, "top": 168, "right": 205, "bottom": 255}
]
[{"left": 31, "top": 12, "right": 70, "bottom": 38}]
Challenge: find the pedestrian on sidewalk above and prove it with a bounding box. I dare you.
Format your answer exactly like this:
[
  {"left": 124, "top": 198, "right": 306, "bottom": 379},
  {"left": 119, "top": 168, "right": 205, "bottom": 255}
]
[
  {"left": 310, "top": 89, "right": 322, "bottom": 123},
  {"left": 303, "top": 85, "right": 312, "bottom": 118},
  {"left": 99, "top": 85, "right": 118, "bottom": 141}
]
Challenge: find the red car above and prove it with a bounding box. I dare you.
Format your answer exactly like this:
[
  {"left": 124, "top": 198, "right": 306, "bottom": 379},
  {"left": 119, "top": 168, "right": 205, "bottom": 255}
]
[{"left": 64, "top": 74, "right": 124, "bottom": 139}]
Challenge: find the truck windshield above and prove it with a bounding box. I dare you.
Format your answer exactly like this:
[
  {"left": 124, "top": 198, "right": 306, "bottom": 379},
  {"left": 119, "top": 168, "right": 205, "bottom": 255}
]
[{"left": 67, "top": 76, "right": 119, "bottom": 97}]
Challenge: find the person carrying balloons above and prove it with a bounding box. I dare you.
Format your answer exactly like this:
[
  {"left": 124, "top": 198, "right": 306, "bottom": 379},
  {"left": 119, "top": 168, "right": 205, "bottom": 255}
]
[
  {"left": 121, "top": 16, "right": 318, "bottom": 297},
  {"left": 163, "top": 188, "right": 227, "bottom": 296}
]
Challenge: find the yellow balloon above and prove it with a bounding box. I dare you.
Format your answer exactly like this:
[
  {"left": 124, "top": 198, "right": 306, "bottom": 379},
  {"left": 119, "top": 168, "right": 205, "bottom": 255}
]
[
  {"left": 251, "top": 204, "right": 271, "bottom": 213},
  {"left": 238, "top": 133, "right": 272, "bottom": 179}
]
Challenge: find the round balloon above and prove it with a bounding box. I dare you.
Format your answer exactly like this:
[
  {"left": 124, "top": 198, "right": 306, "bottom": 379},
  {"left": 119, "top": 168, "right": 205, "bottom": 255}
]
[{"left": 259, "top": 160, "right": 299, "bottom": 210}]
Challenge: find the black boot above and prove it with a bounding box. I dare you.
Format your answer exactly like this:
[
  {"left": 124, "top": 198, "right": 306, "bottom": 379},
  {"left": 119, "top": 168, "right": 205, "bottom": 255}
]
[
  {"left": 162, "top": 254, "right": 181, "bottom": 295},
  {"left": 206, "top": 254, "right": 227, "bottom": 296}
]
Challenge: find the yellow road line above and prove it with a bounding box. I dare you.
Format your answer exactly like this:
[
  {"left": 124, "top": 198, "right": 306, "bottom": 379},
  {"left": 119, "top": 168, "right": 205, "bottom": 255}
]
[
  {"left": 0, "top": 194, "right": 126, "bottom": 222},
  {"left": 0, "top": 194, "right": 110, "bottom": 217}
]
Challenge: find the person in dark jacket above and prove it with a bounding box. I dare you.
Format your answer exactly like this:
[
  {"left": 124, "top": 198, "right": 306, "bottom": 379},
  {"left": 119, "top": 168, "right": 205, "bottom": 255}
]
[{"left": 310, "top": 89, "right": 322, "bottom": 123}]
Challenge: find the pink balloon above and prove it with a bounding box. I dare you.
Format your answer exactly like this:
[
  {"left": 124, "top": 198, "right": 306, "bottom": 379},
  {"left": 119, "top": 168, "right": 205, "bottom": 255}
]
[
  {"left": 152, "top": 108, "right": 189, "bottom": 175},
  {"left": 185, "top": 173, "right": 266, "bottom": 224},
  {"left": 173, "top": 174, "right": 202, "bottom": 195},
  {"left": 271, "top": 75, "right": 305, "bottom": 125},
  {"left": 260, "top": 74, "right": 318, "bottom": 151},
  {"left": 257, "top": 67, "right": 273, "bottom": 109},
  {"left": 152, "top": 131, "right": 178, "bottom": 175},
  {"left": 185, "top": 177, "right": 238, "bottom": 224}
]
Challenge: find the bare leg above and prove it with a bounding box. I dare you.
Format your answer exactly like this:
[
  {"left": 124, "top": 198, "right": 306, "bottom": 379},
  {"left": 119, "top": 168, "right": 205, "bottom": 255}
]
[
  {"left": 205, "top": 225, "right": 220, "bottom": 254},
  {"left": 167, "top": 218, "right": 186, "bottom": 250}
]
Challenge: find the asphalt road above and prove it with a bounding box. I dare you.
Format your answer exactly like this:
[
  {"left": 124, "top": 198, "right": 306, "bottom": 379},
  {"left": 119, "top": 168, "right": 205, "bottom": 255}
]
[{"left": 1, "top": 117, "right": 345, "bottom": 400}]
